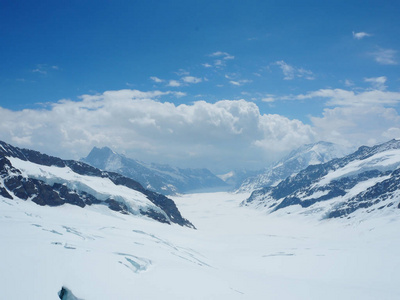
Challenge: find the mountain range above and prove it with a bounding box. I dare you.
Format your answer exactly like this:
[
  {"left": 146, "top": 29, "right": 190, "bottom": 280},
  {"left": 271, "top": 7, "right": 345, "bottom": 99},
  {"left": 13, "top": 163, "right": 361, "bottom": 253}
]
[
  {"left": 237, "top": 141, "right": 351, "bottom": 192},
  {"left": 0, "top": 140, "right": 193, "bottom": 228},
  {"left": 82, "top": 146, "right": 228, "bottom": 195},
  {"left": 2, "top": 139, "right": 400, "bottom": 299},
  {"left": 243, "top": 139, "right": 400, "bottom": 219}
]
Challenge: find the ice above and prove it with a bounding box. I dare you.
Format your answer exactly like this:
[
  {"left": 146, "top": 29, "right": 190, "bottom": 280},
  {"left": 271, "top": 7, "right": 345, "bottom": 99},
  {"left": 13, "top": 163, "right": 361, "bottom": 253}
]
[{"left": 1, "top": 191, "right": 400, "bottom": 299}]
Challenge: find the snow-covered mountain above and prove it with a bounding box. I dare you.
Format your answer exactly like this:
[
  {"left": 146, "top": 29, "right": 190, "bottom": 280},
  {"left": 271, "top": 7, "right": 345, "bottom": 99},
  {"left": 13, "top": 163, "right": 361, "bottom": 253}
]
[
  {"left": 243, "top": 139, "right": 400, "bottom": 219},
  {"left": 0, "top": 140, "right": 193, "bottom": 228},
  {"left": 1, "top": 140, "right": 400, "bottom": 299},
  {"left": 238, "top": 141, "right": 351, "bottom": 192},
  {"left": 82, "top": 147, "right": 228, "bottom": 195},
  {"left": 217, "top": 169, "right": 261, "bottom": 190}
]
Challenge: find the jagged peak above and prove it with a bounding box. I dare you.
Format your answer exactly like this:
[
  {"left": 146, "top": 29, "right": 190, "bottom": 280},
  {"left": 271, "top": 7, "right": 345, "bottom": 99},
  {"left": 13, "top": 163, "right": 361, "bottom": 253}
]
[{"left": 88, "top": 146, "right": 116, "bottom": 157}]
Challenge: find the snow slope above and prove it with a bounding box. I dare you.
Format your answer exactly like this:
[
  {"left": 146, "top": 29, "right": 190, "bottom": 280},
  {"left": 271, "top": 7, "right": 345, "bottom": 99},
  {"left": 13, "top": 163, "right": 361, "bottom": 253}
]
[
  {"left": 238, "top": 141, "right": 350, "bottom": 192},
  {"left": 83, "top": 146, "right": 228, "bottom": 194},
  {"left": 245, "top": 139, "right": 400, "bottom": 219},
  {"left": 0, "top": 140, "right": 193, "bottom": 227},
  {"left": 1, "top": 191, "right": 400, "bottom": 299}
]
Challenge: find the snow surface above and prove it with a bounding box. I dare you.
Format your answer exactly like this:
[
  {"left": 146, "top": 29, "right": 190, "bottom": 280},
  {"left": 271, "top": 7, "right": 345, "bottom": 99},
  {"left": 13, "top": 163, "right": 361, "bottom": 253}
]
[
  {"left": 1, "top": 192, "right": 400, "bottom": 299},
  {"left": 238, "top": 141, "right": 351, "bottom": 192},
  {"left": 6, "top": 156, "right": 167, "bottom": 219},
  {"left": 318, "top": 149, "right": 400, "bottom": 186}
]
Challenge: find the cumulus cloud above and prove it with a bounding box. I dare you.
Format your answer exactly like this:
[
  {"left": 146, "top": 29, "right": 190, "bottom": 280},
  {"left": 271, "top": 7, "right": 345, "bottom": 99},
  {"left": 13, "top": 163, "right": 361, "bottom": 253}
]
[
  {"left": 291, "top": 86, "right": 400, "bottom": 148},
  {"left": 371, "top": 48, "right": 397, "bottom": 65},
  {"left": 275, "top": 61, "right": 315, "bottom": 80},
  {"left": 352, "top": 31, "right": 371, "bottom": 40},
  {"left": 296, "top": 88, "right": 400, "bottom": 106},
  {"left": 262, "top": 96, "right": 275, "bottom": 103},
  {"left": 364, "top": 76, "right": 387, "bottom": 90},
  {"left": 150, "top": 76, "right": 164, "bottom": 83},
  {"left": 311, "top": 106, "right": 400, "bottom": 147},
  {"left": 182, "top": 76, "right": 202, "bottom": 84},
  {"left": 0, "top": 89, "right": 316, "bottom": 172},
  {"left": 167, "top": 80, "right": 181, "bottom": 87}
]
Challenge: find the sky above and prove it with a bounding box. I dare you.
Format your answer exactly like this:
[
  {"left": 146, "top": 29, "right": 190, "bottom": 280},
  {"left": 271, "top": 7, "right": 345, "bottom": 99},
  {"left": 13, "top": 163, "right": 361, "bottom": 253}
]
[{"left": 1, "top": 0, "right": 400, "bottom": 173}]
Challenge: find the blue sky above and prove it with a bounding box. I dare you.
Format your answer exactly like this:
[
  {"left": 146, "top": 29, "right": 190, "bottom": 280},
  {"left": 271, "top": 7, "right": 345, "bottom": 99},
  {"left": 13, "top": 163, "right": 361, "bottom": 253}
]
[{"left": 1, "top": 1, "right": 400, "bottom": 172}]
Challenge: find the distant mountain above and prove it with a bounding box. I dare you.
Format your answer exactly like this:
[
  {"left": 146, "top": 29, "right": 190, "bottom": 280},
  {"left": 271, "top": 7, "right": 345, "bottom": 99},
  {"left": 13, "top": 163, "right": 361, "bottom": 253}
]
[
  {"left": 243, "top": 139, "right": 400, "bottom": 219},
  {"left": 237, "top": 141, "right": 351, "bottom": 192},
  {"left": 0, "top": 141, "right": 194, "bottom": 228},
  {"left": 82, "top": 146, "right": 228, "bottom": 195},
  {"left": 217, "top": 169, "right": 261, "bottom": 190}
]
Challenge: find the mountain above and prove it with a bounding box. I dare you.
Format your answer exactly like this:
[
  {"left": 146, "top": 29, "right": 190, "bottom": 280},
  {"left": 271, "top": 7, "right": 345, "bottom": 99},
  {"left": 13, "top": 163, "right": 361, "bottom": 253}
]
[
  {"left": 82, "top": 146, "right": 228, "bottom": 195},
  {"left": 243, "top": 139, "right": 400, "bottom": 219},
  {"left": 2, "top": 141, "right": 400, "bottom": 299},
  {"left": 217, "top": 169, "right": 261, "bottom": 190},
  {"left": 237, "top": 141, "right": 351, "bottom": 192},
  {"left": 0, "top": 140, "right": 194, "bottom": 228}
]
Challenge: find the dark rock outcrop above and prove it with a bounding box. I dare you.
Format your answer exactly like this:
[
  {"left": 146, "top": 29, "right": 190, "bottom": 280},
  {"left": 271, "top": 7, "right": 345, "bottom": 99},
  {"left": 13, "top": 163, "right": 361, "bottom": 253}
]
[
  {"left": 0, "top": 140, "right": 194, "bottom": 228},
  {"left": 244, "top": 139, "right": 400, "bottom": 219}
]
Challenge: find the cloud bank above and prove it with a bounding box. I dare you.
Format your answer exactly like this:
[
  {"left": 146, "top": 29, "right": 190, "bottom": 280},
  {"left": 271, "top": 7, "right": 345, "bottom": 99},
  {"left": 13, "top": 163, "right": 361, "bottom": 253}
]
[
  {"left": 2, "top": 87, "right": 399, "bottom": 173},
  {"left": 0, "top": 89, "right": 316, "bottom": 173}
]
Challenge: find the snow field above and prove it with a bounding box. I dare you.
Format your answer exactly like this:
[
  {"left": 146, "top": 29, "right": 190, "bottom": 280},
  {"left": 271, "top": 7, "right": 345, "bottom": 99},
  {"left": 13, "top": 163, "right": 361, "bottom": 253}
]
[{"left": 1, "top": 191, "right": 400, "bottom": 299}]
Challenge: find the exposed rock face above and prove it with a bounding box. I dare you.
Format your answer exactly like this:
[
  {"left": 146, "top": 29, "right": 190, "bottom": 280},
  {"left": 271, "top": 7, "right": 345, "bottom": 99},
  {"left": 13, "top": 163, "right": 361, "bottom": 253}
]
[
  {"left": 58, "top": 286, "right": 83, "bottom": 300},
  {"left": 243, "top": 139, "right": 400, "bottom": 219},
  {"left": 0, "top": 141, "right": 194, "bottom": 228}
]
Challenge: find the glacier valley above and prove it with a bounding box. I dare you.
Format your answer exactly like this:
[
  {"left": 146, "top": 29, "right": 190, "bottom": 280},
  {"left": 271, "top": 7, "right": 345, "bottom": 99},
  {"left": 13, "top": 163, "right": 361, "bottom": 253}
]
[{"left": 1, "top": 191, "right": 399, "bottom": 299}]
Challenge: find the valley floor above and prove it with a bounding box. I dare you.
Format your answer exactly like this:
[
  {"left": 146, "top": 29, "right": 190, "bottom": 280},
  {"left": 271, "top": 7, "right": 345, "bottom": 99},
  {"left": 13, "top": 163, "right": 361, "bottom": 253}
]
[{"left": 1, "top": 192, "right": 400, "bottom": 299}]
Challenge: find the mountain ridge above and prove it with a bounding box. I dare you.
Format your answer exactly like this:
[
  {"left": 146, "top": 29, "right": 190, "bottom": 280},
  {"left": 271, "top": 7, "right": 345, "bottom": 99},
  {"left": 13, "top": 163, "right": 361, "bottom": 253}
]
[
  {"left": 237, "top": 141, "right": 351, "bottom": 192},
  {"left": 0, "top": 140, "right": 194, "bottom": 228},
  {"left": 82, "top": 146, "right": 228, "bottom": 195},
  {"left": 243, "top": 139, "right": 400, "bottom": 220}
]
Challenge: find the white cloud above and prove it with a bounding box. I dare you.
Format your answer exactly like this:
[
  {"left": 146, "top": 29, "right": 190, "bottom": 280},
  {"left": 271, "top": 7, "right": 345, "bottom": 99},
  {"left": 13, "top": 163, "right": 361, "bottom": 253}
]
[
  {"left": 290, "top": 87, "right": 400, "bottom": 148},
  {"left": 210, "top": 51, "right": 235, "bottom": 60},
  {"left": 229, "top": 79, "right": 252, "bottom": 86},
  {"left": 371, "top": 48, "right": 397, "bottom": 65},
  {"left": 32, "top": 67, "right": 47, "bottom": 75},
  {"left": 262, "top": 96, "right": 275, "bottom": 103},
  {"left": 214, "top": 60, "right": 224, "bottom": 67},
  {"left": 32, "top": 64, "right": 59, "bottom": 75},
  {"left": 167, "top": 80, "right": 181, "bottom": 87},
  {"left": 150, "top": 76, "right": 164, "bottom": 83},
  {"left": 207, "top": 51, "right": 235, "bottom": 68},
  {"left": 344, "top": 79, "right": 354, "bottom": 87},
  {"left": 296, "top": 88, "right": 400, "bottom": 106},
  {"left": 364, "top": 76, "right": 387, "bottom": 90},
  {"left": 297, "top": 68, "right": 315, "bottom": 80},
  {"left": 352, "top": 31, "right": 371, "bottom": 40},
  {"left": 173, "top": 91, "right": 187, "bottom": 98},
  {"left": 0, "top": 89, "right": 316, "bottom": 173},
  {"left": 311, "top": 106, "right": 400, "bottom": 148},
  {"left": 275, "top": 60, "right": 295, "bottom": 80},
  {"left": 275, "top": 61, "right": 315, "bottom": 80},
  {"left": 175, "top": 69, "right": 190, "bottom": 76},
  {"left": 182, "top": 76, "right": 202, "bottom": 84}
]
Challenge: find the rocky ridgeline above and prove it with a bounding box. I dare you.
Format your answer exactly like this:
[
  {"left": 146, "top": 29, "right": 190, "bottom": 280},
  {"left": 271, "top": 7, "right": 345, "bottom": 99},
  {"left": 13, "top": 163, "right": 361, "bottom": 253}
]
[{"left": 0, "top": 141, "right": 194, "bottom": 228}]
